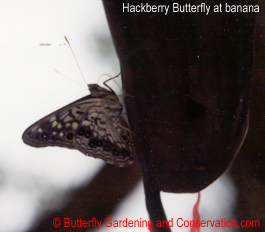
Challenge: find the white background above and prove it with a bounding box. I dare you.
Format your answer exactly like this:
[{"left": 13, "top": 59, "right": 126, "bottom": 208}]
[{"left": 0, "top": 1, "right": 238, "bottom": 231}]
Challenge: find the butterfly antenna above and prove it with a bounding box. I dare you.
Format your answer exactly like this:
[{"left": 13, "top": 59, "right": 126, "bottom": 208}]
[
  {"left": 97, "top": 73, "right": 106, "bottom": 85},
  {"left": 54, "top": 69, "right": 87, "bottom": 89},
  {"left": 64, "top": 36, "right": 87, "bottom": 86}
]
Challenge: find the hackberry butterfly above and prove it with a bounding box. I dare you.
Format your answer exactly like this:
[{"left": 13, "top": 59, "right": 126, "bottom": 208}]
[{"left": 22, "top": 77, "right": 135, "bottom": 167}]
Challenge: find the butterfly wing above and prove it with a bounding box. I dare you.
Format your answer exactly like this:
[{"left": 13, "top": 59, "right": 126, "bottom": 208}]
[
  {"left": 22, "top": 92, "right": 135, "bottom": 167},
  {"left": 22, "top": 95, "right": 97, "bottom": 149},
  {"left": 74, "top": 103, "right": 134, "bottom": 166}
]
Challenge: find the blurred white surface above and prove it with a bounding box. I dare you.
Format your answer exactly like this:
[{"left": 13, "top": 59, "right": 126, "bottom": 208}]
[{"left": 0, "top": 1, "right": 238, "bottom": 232}]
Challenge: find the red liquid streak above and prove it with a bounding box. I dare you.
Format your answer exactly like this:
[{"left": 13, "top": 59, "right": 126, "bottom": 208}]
[{"left": 191, "top": 192, "right": 201, "bottom": 232}]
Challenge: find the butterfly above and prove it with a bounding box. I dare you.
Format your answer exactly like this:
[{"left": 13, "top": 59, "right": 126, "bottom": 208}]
[{"left": 22, "top": 78, "right": 135, "bottom": 167}]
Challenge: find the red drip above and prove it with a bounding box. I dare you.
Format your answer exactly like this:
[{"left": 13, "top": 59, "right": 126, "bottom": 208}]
[{"left": 191, "top": 192, "right": 201, "bottom": 232}]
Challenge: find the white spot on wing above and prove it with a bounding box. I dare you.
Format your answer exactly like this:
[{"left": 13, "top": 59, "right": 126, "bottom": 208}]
[
  {"left": 64, "top": 116, "right": 73, "bottom": 123},
  {"left": 38, "top": 128, "right": 43, "bottom": 133},
  {"left": 82, "top": 120, "right": 91, "bottom": 126},
  {"left": 57, "top": 123, "right": 62, "bottom": 129},
  {"left": 72, "top": 122, "right": 78, "bottom": 130},
  {"left": 52, "top": 121, "right": 58, "bottom": 128},
  {"left": 49, "top": 116, "right": 56, "bottom": 122}
]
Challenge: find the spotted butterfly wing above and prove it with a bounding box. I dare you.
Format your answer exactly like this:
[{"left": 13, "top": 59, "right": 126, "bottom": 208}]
[{"left": 22, "top": 84, "right": 134, "bottom": 167}]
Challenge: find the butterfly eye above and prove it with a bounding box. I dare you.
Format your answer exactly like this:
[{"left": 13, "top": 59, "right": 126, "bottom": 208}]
[
  {"left": 66, "top": 132, "right": 74, "bottom": 141},
  {"left": 41, "top": 132, "right": 49, "bottom": 139},
  {"left": 78, "top": 127, "right": 85, "bottom": 136},
  {"left": 88, "top": 138, "right": 97, "bottom": 148},
  {"left": 112, "top": 149, "right": 119, "bottom": 156},
  {"left": 59, "top": 132, "right": 65, "bottom": 137},
  {"left": 103, "top": 144, "right": 111, "bottom": 151},
  {"left": 122, "top": 136, "right": 127, "bottom": 141}
]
